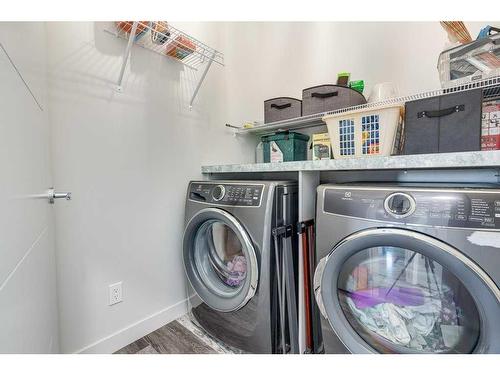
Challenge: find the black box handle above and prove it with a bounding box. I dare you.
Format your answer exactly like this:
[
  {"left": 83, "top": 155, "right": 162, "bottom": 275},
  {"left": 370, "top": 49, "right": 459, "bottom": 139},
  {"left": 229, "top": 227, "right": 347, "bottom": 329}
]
[
  {"left": 271, "top": 103, "right": 292, "bottom": 110},
  {"left": 417, "top": 104, "right": 465, "bottom": 119},
  {"left": 311, "top": 91, "right": 338, "bottom": 99}
]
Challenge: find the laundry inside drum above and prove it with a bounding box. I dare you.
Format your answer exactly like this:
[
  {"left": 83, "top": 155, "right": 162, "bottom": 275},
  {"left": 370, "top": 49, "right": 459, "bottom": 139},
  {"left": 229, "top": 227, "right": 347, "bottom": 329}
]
[
  {"left": 207, "top": 222, "right": 247, "bottom": 287},
  {"left": 336, "top": 247, "right": 480, "bottom": 353}
]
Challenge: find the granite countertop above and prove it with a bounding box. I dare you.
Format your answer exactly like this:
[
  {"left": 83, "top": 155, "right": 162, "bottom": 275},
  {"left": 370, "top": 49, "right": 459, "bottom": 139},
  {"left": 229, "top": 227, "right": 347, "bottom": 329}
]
[{"left": 202, "top": 150, "right": 500, "bottom": 174}]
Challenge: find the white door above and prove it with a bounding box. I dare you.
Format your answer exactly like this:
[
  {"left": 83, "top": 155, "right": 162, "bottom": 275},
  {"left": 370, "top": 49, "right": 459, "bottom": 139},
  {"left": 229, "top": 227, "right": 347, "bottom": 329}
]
[{"left": 0, "top": 23, "right": 60, "bottom": 353}]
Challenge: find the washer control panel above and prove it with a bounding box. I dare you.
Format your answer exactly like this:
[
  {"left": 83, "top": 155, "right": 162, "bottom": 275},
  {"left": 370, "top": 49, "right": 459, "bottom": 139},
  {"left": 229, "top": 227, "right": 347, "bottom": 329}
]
[
  {"left": 384, "top": 192, "right": 416, "bottom": 218},
  {"left": 324, "top": 187, "right": 500, "bottom": 230},
  {"left": 189, "top": 183, "right": 264, "bottom": 207},
  {"left": 212, "top": 185, "right": 226, "bottom": 201}
]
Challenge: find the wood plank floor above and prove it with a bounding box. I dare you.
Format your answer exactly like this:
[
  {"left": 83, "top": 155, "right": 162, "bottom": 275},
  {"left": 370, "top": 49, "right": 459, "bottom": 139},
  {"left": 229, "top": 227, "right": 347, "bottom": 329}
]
[{"left": 115, "top": 317, "right": 229, "bottom": 354}]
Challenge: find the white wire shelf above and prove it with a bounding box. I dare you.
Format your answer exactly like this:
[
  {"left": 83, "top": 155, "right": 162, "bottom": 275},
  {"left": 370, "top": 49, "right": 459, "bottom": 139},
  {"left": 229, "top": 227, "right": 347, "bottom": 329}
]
[
  {"left": 104, "top": 21, "right": 224, "bottom": 106},
  {"left": 105, "top": 21, "right": 223, "bottom": 70},
  {"left": 236, "top": 76, "right": 500, "bottom": 135}
]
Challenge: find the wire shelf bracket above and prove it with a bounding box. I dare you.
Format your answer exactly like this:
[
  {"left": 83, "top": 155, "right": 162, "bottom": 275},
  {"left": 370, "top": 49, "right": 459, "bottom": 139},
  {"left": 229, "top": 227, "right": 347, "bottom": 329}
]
[
  {"left": 189, "top": 51, "right": 215, "bottom": 108},
  {"left": 115, "top": 22, "right": 138, "bottom": 93},
  {"left": 106, "top": 21, "right": 224, "bottom": 105}
]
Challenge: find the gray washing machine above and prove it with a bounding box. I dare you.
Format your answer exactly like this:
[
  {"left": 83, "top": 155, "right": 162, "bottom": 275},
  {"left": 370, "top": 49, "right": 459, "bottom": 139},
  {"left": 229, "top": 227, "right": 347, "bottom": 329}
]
[
  {"left": 183, "top": 180, "right": 298, "bottom": 353},
  {"left": 314, "top": 184, "right": 500, "bottom": 354}
]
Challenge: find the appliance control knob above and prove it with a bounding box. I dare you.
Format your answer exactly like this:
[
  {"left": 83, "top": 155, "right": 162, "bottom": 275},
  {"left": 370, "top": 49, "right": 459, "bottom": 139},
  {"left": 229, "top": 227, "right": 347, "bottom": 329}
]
[
  {"left": 212, "top": 185, "right": 226, "bottom": 201},
  {"left": 384, "top": 192, "right": 416, "bottom": 218}
]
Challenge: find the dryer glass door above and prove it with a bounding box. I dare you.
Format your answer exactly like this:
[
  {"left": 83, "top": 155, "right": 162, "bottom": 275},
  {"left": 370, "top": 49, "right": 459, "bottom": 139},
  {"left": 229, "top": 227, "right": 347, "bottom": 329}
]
[
  {"left": 338, "top": 246, "right": 479, "bottom": 353},
  {"left": 315, "top": 228, "right": 500, "bottom": 354},
  {"left": 183, "top": 208, "right": 258, "bottom": 312}
]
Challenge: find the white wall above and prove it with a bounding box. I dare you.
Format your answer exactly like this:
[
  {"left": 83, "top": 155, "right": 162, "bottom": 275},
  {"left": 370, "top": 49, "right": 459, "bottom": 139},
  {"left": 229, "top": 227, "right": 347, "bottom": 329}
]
[
  {"left": 46, "top": 22, "right": 254, "bottom": 353},
  {"left": 221, "top": 22, "right": 487, "bottom": 127},
  {"left": 0, "top": 22, "right": 59, "bottom": 353},
  {"left": 46, "top": 21, "right": 490, "bottom": 353}
]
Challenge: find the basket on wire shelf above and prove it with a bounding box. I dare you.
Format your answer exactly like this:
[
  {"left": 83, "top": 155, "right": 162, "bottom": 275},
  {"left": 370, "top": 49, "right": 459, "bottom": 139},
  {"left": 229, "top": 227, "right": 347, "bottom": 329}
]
[{"left": 323, "top": 104, "right": 404, "bottom": 159}]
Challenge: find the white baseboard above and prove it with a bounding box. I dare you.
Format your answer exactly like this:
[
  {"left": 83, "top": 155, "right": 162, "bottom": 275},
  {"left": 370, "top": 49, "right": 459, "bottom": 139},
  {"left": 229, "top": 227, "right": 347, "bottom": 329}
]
[{"left": 75, "top": 298, "right": 189, "bottom": 354}]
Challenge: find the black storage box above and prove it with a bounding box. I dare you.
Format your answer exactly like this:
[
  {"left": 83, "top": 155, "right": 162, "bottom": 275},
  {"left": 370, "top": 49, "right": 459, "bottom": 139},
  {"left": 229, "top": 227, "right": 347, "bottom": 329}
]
[
  {"left": 264, "top": 97, "right": 302, "bottom": 123},
  {"left": 302, "top": 84, "right": 367, "bottom": 116},
  {"left": 403, "top": 89, "right": 483, "bottom": 155}
]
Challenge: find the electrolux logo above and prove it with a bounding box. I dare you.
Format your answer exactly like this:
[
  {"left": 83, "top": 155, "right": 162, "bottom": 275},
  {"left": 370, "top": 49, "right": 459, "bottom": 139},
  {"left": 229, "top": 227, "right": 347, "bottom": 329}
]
[{"left": 342, "top": 191, "right": 352, "bottom": 200}]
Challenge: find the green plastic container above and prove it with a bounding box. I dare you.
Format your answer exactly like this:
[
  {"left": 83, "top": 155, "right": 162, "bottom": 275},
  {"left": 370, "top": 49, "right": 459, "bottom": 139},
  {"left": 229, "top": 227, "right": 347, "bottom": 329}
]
[
  {"left": 261, "top": 132, "right": 310, "bottom": 163},
  {"left": 349, "top": 80, "right": 365, "bottom": 94}
]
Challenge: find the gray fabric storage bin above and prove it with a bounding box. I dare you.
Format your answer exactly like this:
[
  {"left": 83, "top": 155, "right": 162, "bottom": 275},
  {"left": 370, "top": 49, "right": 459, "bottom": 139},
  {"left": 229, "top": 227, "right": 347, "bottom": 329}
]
[
  {"left": 302, "top": 84, "right": 367, "bottom": 116},
  {"left": 403, "top": 89, "right": 482, "bottom": 155},
  {"left": 264, "top": 97, "right": 302, "bottom": 123}
]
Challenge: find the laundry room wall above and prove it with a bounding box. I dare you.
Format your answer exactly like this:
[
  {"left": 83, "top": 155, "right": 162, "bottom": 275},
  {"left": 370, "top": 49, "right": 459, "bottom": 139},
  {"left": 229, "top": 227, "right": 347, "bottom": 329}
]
[
  {"left": 47, "top": 22, "right": 255, "bottom": 354},
  {"left": 45, "top": 21, "right": 493, "bottom": 354},
  {"left": 0, "top": 22, "right": 59, "bottom": 353},
  {"left": 220, "top": 22, "right": 489, "bottom": 130}
]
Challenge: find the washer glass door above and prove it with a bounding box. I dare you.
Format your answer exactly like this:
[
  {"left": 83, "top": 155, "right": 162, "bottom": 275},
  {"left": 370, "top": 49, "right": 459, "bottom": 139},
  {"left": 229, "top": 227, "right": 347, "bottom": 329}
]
[
  {"left": 315, "top": 228, "right": 500, "bottom": 354},
  {"left": 195, "top": 220, "right": 249, "bottom": 290},
  {"left": 184, "top": 208, "right": 258, "bottom": 312},
  {"left": 338, "top": 246, "right": 479, "bottom": 353}
]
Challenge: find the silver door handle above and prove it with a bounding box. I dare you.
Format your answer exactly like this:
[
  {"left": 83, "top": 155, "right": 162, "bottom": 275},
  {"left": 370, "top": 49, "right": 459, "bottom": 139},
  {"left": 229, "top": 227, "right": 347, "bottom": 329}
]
[{"left": 48, "top": 188, "right": 72, "bottom": 204}]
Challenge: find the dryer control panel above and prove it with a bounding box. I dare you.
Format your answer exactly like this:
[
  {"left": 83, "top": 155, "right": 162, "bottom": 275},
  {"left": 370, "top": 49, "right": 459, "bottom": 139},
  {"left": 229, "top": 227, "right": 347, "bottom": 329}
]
[
  {"left": 323, "top": 187, "right": 500, "bottom": 230},
  {"left": 189, "top": 183, "right": 264, "bottom": 207}
]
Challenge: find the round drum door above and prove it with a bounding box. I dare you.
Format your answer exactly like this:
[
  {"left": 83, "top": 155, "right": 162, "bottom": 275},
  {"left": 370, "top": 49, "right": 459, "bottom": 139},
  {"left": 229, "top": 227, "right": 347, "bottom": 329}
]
[
  {"left": 183, "top": 208, "right": 258, "bottom": 312},
  {"left": 314, "top": 228, "right": 500, "bottom": 354}
]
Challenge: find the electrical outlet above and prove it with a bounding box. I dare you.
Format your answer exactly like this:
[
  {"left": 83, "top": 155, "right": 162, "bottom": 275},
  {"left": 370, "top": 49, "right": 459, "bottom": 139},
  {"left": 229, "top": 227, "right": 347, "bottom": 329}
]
[{"left": 109, "top": 282, "right": 123, "bottom": 306}]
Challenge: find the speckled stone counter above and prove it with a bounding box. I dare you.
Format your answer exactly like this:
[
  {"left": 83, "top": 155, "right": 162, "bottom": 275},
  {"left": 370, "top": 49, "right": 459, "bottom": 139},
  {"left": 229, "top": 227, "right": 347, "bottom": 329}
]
[{"left": 202, "top": 151, "right": 500, "bottom": 174}]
